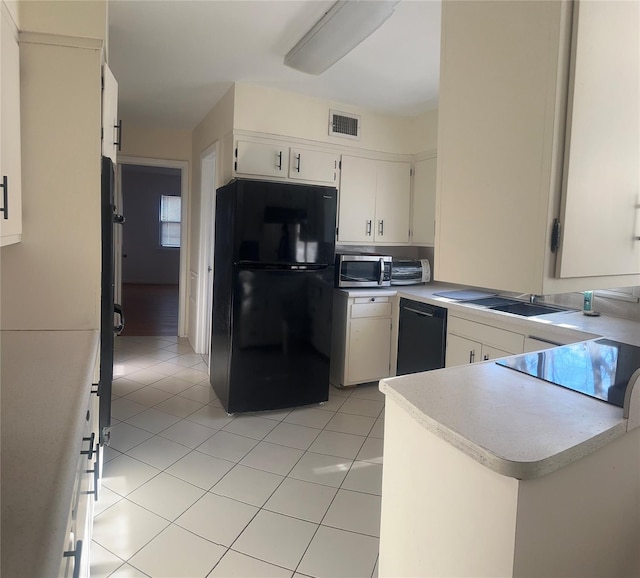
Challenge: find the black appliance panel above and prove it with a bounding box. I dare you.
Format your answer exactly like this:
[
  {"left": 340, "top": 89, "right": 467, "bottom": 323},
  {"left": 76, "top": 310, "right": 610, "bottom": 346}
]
[
  {"left": 232, "top": 179, "right": 336, "bottom": 265},
  {"left": 99, "top": 156, "right": 125, "bottom": 441},
  {"left": 210, "top": 179, "right": 337, "bottom": 413},
  {"left": 397, "top": 299, "right": 447, "bottom": 375},
  {"left": 497, "top": 338, "right": 640, "bottom": 408}
]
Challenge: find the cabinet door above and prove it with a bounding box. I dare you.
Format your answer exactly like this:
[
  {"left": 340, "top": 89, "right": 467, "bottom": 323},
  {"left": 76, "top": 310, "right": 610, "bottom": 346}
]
[
  {"left": 480, "top": 345, "right": 513, "bottom": 362},
  {"left": 101, "top": 64, "right": 119, "bottom": 162},
  {"left": 557, "top": 0, "right": 640, "bottom": 277},
  {"left": 445, "top": 334, "right": 481, "bottom": 367},
  {"left": 288, "top": 148, "right": 338, "bottom": 184},
  {"left": 374, "top": 160, "right": 411, "bottom": 243},
  {"left": 338, "top": 155, "right": 376, "bottom": 243},
  {"left": 0, "top": 8, "right": 22, "bottom": 245},
  {"left": 235, "top": 140, "right": 288, "bottom": 178},
  {"left": 436, "top": 0, "right": 567, "bottom": 292},
  {"left": 411, "top": 157, "right": 437, "bottom": 246},
  {"left": 347, "top": 317, "right": 391, "bottom": 384}
]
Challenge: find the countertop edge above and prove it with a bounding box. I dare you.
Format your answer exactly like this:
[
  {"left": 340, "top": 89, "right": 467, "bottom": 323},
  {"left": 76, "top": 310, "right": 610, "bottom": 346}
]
[
  {"left": 379, "top": 378, "right": 629, "bottom": 479},
  {"left": 1, "top": 329, "right": 100, "bottom": 578}
]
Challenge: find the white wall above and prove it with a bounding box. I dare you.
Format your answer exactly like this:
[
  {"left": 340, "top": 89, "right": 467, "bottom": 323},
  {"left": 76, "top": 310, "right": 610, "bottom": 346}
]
[
  {"left": 119, "top": 124, "right": 192, "bottom": 163},
  {"left": 18, "top": 0, "right": 106, "bottom": 40},
  {"left": 233, "top": 83, "right": 434, "bottom": 155}
]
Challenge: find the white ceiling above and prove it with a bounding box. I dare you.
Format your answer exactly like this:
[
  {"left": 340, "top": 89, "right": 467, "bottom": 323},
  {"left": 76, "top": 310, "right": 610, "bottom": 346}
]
[{"left": 108, "top": 0, "right": 441, "bottom": 130}]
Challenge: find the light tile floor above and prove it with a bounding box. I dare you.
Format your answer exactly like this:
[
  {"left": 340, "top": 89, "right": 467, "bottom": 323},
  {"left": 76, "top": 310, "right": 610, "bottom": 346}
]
[{"left": 91, "top": 336, "right": 384, "bottom": 578}]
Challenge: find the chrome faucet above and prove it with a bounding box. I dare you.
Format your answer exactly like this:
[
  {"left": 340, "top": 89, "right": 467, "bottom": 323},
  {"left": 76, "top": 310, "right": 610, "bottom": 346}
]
[{"left": 529, "top": 294, "right": 543, "bottom": 304}]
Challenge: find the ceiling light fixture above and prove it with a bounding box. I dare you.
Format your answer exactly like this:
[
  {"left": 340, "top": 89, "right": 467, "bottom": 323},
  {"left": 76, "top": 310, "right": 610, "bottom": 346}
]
[{"left": 284, "top": 0, "right": 400, "bottom": 75}]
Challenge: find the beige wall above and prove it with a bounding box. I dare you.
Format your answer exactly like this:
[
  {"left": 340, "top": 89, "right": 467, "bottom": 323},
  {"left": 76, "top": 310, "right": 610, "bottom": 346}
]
[
  {"left": 3, "top": 0, "right": 19, "bottom": 27},
  {"left": 1, "top": 38, "right": 102, "bottom": 330},
  {"left": 190, "top": 84, "right": 235, "bottom": 272},
  {"left": 233, "top": 83, "right": 434, "bottom": 155},
  {"left": 18, "top": 0, "right": 107, "bottom": 39},
  {"left": 119, "top": 124, "right": 192, "bottom": 162},
  {"left": 410, "top": 108, "right": 439, "bottom": 154}
]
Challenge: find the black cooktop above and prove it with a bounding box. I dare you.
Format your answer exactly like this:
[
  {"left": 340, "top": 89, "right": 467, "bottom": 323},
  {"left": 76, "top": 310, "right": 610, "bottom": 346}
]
[{"left": 496, "top": 338, "right": 640, "bottom": 408}]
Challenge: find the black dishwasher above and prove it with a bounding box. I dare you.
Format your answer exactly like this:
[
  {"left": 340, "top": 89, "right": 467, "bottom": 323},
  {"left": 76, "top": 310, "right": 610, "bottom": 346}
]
[{"left": 397, "top": 299, "right": 447, "bottom": 375}]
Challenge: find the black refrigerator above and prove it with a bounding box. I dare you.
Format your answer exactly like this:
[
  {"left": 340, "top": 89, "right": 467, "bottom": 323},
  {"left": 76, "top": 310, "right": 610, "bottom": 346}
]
[
  {"left": 99, "top": 156, "right": 125, "bottom": 444},
  {"left": 210, "top": 179, "right": 337, "bottom": 413}
]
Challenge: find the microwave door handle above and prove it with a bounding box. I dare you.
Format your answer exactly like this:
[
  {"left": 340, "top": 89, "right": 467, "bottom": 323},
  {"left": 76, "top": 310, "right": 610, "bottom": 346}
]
[{"left": 378, "top": 258, "right": 384, "bottom": 285}]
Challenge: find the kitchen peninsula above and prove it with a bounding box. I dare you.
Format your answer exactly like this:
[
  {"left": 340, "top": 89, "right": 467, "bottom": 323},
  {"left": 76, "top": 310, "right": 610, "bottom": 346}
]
[{"left": 378, "top": 291, "right": 640, "bottom": 578}]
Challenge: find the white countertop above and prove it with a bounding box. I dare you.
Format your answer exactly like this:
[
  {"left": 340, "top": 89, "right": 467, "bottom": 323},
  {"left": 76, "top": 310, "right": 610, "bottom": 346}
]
[
  {"left": 341, "top": 282, "right": 640, "bottom": 479},
  {"left": 1, "top": 330, "right": 99, "bottom": 578}
]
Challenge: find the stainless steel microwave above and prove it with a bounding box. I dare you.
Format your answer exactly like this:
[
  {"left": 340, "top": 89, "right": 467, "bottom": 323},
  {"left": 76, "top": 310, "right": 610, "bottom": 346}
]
[{"left": 335, "top": 254, "right": 393, "bottom": 288}]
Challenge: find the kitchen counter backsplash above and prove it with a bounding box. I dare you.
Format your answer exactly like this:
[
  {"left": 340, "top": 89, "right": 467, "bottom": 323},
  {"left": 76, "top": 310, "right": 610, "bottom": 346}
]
[{"left": 547, "top": 290, "right": 640, "bottom": 323}]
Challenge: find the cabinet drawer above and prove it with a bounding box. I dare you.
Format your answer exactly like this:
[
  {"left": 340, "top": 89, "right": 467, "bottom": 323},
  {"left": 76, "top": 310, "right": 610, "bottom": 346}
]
[
  {"left": 353, "top": 296, "right": 390, "bottom": 304},
  {"left": 448, "top": 316, "right": 524, "bottom": 354},
  {"left": 351, "top": 302, "right": 391, "bottom": 319}
]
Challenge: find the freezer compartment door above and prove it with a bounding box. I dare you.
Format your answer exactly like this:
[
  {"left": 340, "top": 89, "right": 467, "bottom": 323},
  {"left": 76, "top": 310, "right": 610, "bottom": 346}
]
[{"left": 231, "top": 179, "right": 337, "bottom": 266}]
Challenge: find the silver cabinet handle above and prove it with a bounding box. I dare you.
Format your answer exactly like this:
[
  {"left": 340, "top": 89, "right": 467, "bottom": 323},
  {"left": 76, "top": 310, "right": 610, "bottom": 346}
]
[
  {"left": 483, "top": 354, "right": 489, "bottom": 361},
  {"left": 63, "top": 539, "right": 83, "bottom": 578},
  {"left": 378, "top": 220, "right": 384, "bottom": 236},
  {"left": 366, "top": 220, "right": 372, "bottom": 236},
  {"left": 469, "top": 350, "right": 475, "bottom": 363},
  {"left": 295, "top": 153, "right": 301, "bottom": 172},
  {"left": 86, "top": 458, "right": 100, "bottom": 501},
  {"left": 276, "top": 151, "right": 283, "bottom": 170}
]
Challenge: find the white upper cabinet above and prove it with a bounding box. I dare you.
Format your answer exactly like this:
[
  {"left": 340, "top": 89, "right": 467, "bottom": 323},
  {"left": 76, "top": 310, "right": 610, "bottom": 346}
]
[
  {"left": 338, "top": 155, "right": 411, "bottom": 244},
  {"left": 337, "top": 156, "right": 376, "bottom": 243},
  {"left": 101, "top": 64, "right": 119, "bottom": 162},
  {"left": 436, "top": 0, "right": 640, "bottom": 294},
  {"left": 234, "top": 139, "right": 338, "bottom": 185},
  {"left": 1, "top": 5, "right": 22, "bottom": 246},
  {"left": 235, "top": 140, "right": 288, "bottom": 178},
  {"left": 411, "top": 156, "right": 437, "bottom": 246},
  {"left": 557, "top": 0, "right": 639, "bottom": 278},
  {"left": 375, "top": 160, "right": 411, "bottom": 243},
  {"left": 288, "top": 147, "right": 338, "bottom": 183}
]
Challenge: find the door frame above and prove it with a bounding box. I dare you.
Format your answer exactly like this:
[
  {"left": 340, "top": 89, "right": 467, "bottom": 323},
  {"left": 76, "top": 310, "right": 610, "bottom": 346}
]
[
  {"left": 117, "top": 155, "right": 190, "bottom": 337},
  {"left": 195, "top": 142, "right": 219, "bottom": 357}
]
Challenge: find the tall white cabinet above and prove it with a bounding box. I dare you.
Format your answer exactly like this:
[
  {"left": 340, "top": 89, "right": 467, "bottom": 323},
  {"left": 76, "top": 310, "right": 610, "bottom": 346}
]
[
  {"left": 411, "top": 155, "right": 436, "bottom": 246},
  {"left": 0, "top": 3, "right": 22, "bottom": 246},
  {"left": 436, "top": 0, "right": 640, "bottom": 294},
  {"left": 1, "top": 32, "right": 112, "bottom": 331}
]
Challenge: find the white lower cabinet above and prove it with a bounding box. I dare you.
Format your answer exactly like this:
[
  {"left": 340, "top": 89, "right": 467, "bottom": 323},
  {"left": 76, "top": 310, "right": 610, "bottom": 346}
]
[
  {"left": 331, "top": 292, "right": 393, "bottom": 387},
  {"left": 60, "top": 387, "right": 100, "bottom": 578},
  {"left": 445, "top": 314, "right": 525, "bottom": 367}
]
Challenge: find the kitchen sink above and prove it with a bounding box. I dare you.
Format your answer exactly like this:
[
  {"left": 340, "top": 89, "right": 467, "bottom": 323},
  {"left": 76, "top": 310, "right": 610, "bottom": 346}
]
[
  {"left": 464, "top": 297, "right": 522, "bottom": 307},
  {"left": 488, "top": 302, "right": 568, "bottom": 317}
]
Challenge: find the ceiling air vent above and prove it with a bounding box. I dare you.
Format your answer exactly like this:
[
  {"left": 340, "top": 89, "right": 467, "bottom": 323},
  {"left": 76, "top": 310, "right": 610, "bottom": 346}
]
[{"left": 329, "top": 110, "right": 361, "bottom": 140}]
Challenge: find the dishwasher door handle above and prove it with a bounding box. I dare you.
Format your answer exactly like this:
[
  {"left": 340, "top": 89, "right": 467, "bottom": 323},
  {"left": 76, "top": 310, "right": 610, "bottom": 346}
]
[{"left": 404, "top": 307, "right": 434, "bottom": 317}]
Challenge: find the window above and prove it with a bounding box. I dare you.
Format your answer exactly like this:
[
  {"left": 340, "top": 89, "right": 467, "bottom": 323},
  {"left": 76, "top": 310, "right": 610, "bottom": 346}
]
[
  {"left": 160, "top": 195, "right": 181, "bottom": 248},
  {"left": 595, "top": 286, "right": 640, "bottom": 303}
]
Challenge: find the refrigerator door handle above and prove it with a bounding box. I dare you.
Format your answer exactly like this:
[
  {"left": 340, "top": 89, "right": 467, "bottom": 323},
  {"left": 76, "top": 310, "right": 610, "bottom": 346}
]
[{"left": 114, "top": 304, "right": 125, "bottom": 334}]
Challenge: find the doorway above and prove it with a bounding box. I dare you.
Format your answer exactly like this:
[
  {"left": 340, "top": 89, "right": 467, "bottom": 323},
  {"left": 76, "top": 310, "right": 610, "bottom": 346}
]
[{"left": 116, "top": 158, "right": 189, "bottom": 337}]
